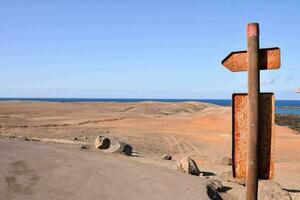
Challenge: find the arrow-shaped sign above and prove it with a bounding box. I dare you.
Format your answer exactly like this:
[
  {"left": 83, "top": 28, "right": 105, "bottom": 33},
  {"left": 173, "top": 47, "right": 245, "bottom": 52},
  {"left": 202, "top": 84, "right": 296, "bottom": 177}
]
[{"left": 222, "top": 47, "right": 280, "bottom": 72}]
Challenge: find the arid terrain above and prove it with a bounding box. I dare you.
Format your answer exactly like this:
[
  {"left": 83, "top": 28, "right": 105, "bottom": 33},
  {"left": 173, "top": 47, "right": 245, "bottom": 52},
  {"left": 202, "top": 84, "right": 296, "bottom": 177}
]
[
  {"left": 276, "top": 114, "right": 300, "bottom": 133},
  {"left": 0, "top": 101, "right": 299, "bottom": 199}
]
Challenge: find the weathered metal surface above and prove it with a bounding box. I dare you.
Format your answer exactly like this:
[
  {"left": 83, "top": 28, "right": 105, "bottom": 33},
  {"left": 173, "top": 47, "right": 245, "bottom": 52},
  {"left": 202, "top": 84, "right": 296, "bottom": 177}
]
[
  {"left": 246, "top": 23, "right": 260, "bottom": 200},
  {"left": 222, "top": 47, "right": 280, "bottom": 72},
  {"left": 232, "top": 93, "right": 275, "bottom": 180}
]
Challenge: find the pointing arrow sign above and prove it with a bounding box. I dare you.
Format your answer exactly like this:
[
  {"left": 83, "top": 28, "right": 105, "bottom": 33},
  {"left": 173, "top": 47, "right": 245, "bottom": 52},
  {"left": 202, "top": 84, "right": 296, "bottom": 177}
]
[{"left": 222, "top": 47, "right": 280, "bottom": 72}]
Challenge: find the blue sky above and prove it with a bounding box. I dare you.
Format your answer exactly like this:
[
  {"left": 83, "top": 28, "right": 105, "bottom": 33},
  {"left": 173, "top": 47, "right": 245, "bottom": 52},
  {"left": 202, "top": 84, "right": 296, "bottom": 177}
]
[{"left": 0, "top": 0, "right": 299, "bottom": 99}]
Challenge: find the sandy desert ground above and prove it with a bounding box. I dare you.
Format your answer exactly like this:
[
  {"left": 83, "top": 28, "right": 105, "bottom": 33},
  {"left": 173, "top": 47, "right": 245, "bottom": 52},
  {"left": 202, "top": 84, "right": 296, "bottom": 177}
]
[{"left": 0, "top": 101, "right": 299, "bottom": 199}]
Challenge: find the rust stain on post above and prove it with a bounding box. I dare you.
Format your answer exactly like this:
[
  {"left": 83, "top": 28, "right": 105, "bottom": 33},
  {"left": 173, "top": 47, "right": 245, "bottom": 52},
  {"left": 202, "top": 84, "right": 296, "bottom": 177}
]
[
  {"left": 232, "top": 93, "right": 275, "bottom": 179},
  {"left": 222, "top": 48, "right": 280, "bottom": 72}
]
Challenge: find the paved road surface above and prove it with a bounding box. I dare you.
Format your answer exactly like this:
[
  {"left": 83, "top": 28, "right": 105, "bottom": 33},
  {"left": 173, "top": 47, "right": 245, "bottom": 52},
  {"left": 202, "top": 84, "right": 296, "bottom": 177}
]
[{"left": 0, "top": 140, "right": 210, "bottom": 200}]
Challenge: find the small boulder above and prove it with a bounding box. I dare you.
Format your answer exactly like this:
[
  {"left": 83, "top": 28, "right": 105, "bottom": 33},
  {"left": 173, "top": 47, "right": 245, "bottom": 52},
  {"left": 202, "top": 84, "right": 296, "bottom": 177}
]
[
  {"left": 105, "top": 140, "right": 132, "bottom": 156},
  {"left": 220, "top": 171, "right": 245, "bottom": 186},
  {"left": 208, "top": 179, "right": 222, "bottom": 192},
  {"left": 94, "top": 136, "right": 110, "bottom": 149},
  {"left": 207, "top": 179, "right": 223, "bottom": 199},
  {"left": 162, "top": 154, "right": 172, "bottom": 160},
  {"left": 73, "top": 137, "right": 78, "bottom": 141},
  {"left": 16, "top": 136, "right": 30, "bottom": 141},
  {"left": 177, "top": 157, "right": 200, "bottom": 176},
  {"left": 239, "top": 180, "right": 291, "bottom": 200},
  {"left": 258, "top": 180, "right": 291, "bottom": 200},
  {"left": 221, "top": 157, "right": 232, "bottom": 165},
  {"left": 80, "top": 145, "right": 89, "bottom": 150}
]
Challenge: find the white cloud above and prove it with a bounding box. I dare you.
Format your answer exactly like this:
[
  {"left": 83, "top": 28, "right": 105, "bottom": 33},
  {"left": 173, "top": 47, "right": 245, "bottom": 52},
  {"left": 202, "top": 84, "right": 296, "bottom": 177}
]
[
  {"left": 261, "top": 75, "right": 297, "bottom": 86},
  {"left": 262, "top": 76, "right": 280, "bottom": 86}
]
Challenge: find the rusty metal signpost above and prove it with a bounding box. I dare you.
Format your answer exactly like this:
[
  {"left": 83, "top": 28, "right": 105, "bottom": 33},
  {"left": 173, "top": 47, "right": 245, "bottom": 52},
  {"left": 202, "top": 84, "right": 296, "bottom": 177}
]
[{"left": 222, "top": 23, "right": 281, "bottom": 200}]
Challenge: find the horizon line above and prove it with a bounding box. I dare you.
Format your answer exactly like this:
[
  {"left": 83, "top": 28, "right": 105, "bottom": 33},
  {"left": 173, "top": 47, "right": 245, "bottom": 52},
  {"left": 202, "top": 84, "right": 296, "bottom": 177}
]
[{"left": 0, "top": 97, "right": 299, "bottom": 101}]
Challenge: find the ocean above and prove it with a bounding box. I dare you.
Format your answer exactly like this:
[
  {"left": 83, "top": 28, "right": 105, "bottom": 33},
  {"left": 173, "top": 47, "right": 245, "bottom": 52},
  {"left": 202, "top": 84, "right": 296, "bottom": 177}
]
[{"left": 0, "top": 98, "right": 299, "bottom": 115}]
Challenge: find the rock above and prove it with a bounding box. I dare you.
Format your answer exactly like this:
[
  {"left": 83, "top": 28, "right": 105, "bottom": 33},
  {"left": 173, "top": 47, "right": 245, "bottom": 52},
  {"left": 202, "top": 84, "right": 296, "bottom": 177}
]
[
  {"left": 82, "top": 136, "right": 88, "bottom": 140},
  {"left": 239, "top": 180, "right": 291, "bottom": 200},
  {"left": 16, "top": 136, "right": 30, "bottom": 141},
  {"left": 162, "top": 154, "right": 172, "bottom": 160},
  {"left": 220, "top": 171, "right": 245, "bottom": 186},
  {"left": 105, "top": 140, "right": 132, "bottom": 156},
  {"left": 177, "top": 157, "right": 200, "bottom": 176},
  {"left": 221, "top": 157, "right": 232, "bottom": 165},
  {"left": 73, "top": 137, "right": 78, "bottom": 141},
  {"left": 94, "top": 136, "right": 111, "bottom": 149},
  {"left": 80, "top": 145, "right": 88, "bottom": 150},
  {"left": 258, "top": 180, "right": 291, "bottom": 200},
  {"left": 220, "top": 171, "right": 231, "bottom": 182},
  {"left": 207, "top": 179, "right": 223, "bottom": 200},
  {"left": 7, "top": 135, "right": 16, "bottom": 139},
  {"left": 208, "top": 179, "right": 222, "bottom": 192}
]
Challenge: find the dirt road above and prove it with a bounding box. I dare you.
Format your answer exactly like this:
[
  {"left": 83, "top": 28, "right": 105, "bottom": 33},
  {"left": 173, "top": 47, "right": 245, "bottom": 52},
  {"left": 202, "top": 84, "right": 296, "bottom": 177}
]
[{"left": 0, "top": 140, "right": 211, "bottom": 200}]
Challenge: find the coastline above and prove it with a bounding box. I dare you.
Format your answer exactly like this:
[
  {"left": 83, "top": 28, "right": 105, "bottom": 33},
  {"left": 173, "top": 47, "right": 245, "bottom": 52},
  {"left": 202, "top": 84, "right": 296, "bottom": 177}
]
[{"left": 276, "top": 114, "right": 300, "bottom": 133}]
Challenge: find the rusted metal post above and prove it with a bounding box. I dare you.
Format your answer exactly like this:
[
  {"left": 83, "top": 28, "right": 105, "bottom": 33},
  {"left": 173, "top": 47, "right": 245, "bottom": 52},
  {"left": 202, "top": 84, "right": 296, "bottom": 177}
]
[
  {"left": 246, "top": 23, "right": 260, "bottom": 200},
  {"left": 222, "top": 23, "right": 281, "bottom": 199}
]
